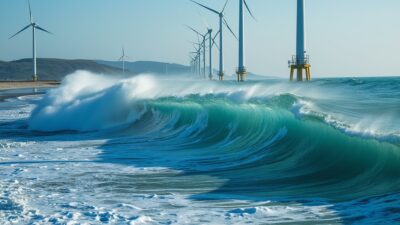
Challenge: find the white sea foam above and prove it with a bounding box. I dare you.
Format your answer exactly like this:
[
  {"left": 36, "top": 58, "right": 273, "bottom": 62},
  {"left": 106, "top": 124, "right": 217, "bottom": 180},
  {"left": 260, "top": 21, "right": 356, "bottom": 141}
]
[
  {"left": 294, "top": 98, "right": 400, "bottom": 143},
  {"left": 29, "top": 71, "right": 155, "bottom": 131}
]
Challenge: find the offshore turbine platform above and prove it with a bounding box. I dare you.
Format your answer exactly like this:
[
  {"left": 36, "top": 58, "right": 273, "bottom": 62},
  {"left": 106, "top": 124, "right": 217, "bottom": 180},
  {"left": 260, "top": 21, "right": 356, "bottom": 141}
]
[{"left": 289, "top": 0, "right": 311, "bottom": 81}]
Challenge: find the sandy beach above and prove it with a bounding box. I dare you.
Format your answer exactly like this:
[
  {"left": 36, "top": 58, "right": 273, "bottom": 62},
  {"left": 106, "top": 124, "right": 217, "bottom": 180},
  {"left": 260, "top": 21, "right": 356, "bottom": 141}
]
[{"left": 0, "top": 81, "right": 60, "bottom": 90}]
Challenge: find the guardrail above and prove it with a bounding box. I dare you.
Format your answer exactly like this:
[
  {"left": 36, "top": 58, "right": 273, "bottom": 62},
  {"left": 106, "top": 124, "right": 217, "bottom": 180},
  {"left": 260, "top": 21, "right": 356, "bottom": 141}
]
[{"left": 288, "top": 55, "right": 310, "bottom": 67}]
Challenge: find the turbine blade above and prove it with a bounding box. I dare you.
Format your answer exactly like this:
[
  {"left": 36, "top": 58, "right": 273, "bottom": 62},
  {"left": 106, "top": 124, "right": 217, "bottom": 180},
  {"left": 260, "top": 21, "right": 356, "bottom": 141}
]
[
  {"left": 190, "top": 0, "right": 219, "bottom": 15},
  {"left": 35, "top": 25, "right": 53, "bottom": 35},
  {"left": 204, "top": 31, "right": 210, "bottom": 39},
  {"left": 28, "top": 0, "right": 32, "bottom": 23},
  {"left": 185, "top": 25, "right": 202, "bottom": 36},
  {"left": 9, "top": 24, "right": 31, "bottom": 39},
  {"left": 243, "top": 0, "right": 256, "bottom": 20},
  {"left": 223, "top": 18, "right": 238, "bottom": 40},
  {"left": 213, "top": 30, "right": 220, "bottom": 42},
  {"left": 221, "top": 0, "right": 229, "bottom": 13},
  {"left": 212, "top": 32, "right": 220, "bottom": 50},
  {"left": 213, "top": 41, "right": 219, "bottom": 51}
]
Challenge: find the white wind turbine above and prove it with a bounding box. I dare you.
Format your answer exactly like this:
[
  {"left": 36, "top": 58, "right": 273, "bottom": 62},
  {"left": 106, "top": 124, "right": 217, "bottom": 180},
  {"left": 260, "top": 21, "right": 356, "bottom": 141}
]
[
  {"left": 118, "top": 47, "right": 128, "bottom": 75},
  {"left": 207, "top": 28, "right": 213, "bottom": 80},
  {"left": 190, "top": 43, "right": 201, "bottom": 77},
  {"left": 190, "top": 0, "right": 237, "bottom": 81},
  {"left": 236, "top": 0, "right": 255, "bottom": 82},
  {"left": 10, "top": 0, "right": 53, "bottom": 81},
  {"left": 289, "top": 0, "right": 311, "bottom": 81},
  {"left": 189, "top": 39, "right": 202, "bottom": 77},
  {"left": 187, "top": 26, "right": 208, "bottom": 80}
]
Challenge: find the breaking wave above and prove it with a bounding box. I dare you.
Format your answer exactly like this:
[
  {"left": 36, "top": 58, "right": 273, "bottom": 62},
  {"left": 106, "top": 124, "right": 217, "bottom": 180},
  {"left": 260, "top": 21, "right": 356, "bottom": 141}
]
[{"left": 28, "top": 71, "right": 400, "bottom": 201}]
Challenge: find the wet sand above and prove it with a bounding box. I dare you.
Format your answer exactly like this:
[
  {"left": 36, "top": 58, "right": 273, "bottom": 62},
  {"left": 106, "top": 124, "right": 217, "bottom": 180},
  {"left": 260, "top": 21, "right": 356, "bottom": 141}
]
[
  {"left": 0, "top": 81, "right": 59, "bottom": 91},
  {"left": 0, "top": 81, "right": 57, "bottom": 102}
]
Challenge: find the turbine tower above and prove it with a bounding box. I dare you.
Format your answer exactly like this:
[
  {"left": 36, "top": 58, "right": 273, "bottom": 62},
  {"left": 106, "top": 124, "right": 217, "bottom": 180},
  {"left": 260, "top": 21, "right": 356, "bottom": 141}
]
[
  {"left": 190, "top": 0, "right": 237, "bottom": 81},
  {"left": 189, "top": 54, "right": 197, "bottom": 75},
  {"left": 192, "top": 43, "right": 202, "bottom": 77},
  {"left": 9, "top": 0, "right": 52, "bottom": 82},
  {"left": 190, "top": 47, "right": 201, "bottom": 78},
  {"left": 237, "top": 0, "right": 255, "bottom": 82},
  {"left": 194, "top": 44, "right": 202, "bottom": 77},
  {"left": 289, "top": 0, "right": 311, "bottom": 81},
  {"left": 118, "top": 47, "right": 127, "bottom": 75},
  {"left": 207, "top": 28, "right": 213, "bottom": 80},
  {"left": 210, "top": 31, "right": 221, "bottom": 79}
]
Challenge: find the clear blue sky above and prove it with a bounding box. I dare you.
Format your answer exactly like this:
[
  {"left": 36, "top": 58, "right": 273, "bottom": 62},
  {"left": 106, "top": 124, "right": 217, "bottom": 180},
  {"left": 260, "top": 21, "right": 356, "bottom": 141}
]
[{"left": 1, "top": 0, "right": 399, "bottom": 77}]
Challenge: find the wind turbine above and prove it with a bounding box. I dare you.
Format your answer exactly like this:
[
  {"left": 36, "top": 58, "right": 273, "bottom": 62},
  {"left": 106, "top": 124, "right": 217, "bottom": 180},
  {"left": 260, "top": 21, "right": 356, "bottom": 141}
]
[
  {"left": 237, "top": 0, "right": 255, "bottom": 82},
  {"left": 118, "top": 47, "right": 127, "bottom": 75},
  {"left": 196, "top": 46, "right": 201, "bottom": 77},
  {"left": 9, "top": 0, "right": 53, "bottom": 81},
  {"left": 189, "top": 55, "right": 196, "bottom": 74},
  {"left": 189, "top": 40, "right": 202, "bottom": 77},
  {"left": 190, "top": 0, "right": 237, "bottom": 81},
  {"left": 207, "top": 28, "right": 213, "bottom": 80},
  {"left": 187, "top": 26, "right": 208, "bottom": 80},
  {"left": 208, "top": 30, "right": 222, "bottom": 80},
  {"left": 190, "top": 45, "right": 201, "bottom": 77},
  {"left": 190, "top": 51, "right": 200, "bottom": 77},
  {"left": 289, "top": 0, "right": 311, "bottom": 81}
]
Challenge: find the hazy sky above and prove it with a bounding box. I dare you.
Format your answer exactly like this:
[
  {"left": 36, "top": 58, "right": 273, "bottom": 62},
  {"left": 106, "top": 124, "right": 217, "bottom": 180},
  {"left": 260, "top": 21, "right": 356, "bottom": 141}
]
[{"left": 1, "top": 0, "right": 399, "bottom": 77}]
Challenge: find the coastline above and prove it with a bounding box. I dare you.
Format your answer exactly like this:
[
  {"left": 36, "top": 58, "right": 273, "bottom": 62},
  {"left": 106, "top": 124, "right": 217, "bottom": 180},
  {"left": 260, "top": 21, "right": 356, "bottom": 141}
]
[
  {"left": 0, "top": 81, "right": 60, "bottom": 91},
  {"left": 0, "top": 81, "right": 58, "bottom": 102}
]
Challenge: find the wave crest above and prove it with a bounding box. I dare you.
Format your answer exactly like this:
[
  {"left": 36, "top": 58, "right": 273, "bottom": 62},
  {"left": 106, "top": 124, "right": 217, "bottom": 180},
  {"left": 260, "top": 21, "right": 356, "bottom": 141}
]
[{"left": 29, "top": 71, "right": 155, "bottom": 131}]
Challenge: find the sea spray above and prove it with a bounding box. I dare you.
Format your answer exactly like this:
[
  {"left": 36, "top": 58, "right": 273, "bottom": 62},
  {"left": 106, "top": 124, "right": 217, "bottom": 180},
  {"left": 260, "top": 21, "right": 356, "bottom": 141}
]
[
  {"left": 29, "top": 71, "right": 156, "bottom": 131},
  {"left": 29, "top": 72, "right": 400, "bottom": 142}
]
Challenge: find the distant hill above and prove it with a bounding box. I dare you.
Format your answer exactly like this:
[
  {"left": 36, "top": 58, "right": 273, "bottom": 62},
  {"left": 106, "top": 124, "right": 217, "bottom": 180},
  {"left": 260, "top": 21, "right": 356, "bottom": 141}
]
[
  {"left": 0, "top": 58, "right": 274, "bottom": 81},
  {"left": 0, "top": 58, "right": 127, "bottom": 81},
  {"left": 97, "top": 60, "right": 191, "bottom": 75},
  {"left": 96, "top": 60, "right": 277, "bottom": 80}
]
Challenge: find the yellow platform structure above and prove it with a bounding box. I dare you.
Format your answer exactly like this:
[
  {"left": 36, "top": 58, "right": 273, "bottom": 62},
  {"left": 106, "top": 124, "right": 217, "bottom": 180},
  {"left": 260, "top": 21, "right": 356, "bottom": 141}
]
[
  {"left": 236, "top": 68, "right": 247, "bottom": 82},
  {"left": 290, "top": 64, "right": 311, "bottom": 81},
  {"left": 218, "top": 73, "right": 224, "bottom": 81}
]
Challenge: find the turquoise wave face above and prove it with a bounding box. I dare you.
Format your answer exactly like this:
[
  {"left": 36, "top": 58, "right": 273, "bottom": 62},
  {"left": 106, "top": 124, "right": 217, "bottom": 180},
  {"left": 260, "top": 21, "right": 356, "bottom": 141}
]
[{"left": 106, "top": 94, "right": 400, "bottom": 202}]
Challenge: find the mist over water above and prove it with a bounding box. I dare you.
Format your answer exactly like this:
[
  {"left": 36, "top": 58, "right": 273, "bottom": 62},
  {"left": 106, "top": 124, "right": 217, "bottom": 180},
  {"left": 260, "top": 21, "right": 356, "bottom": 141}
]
[{"left": 1, "top": 71, "right": 400, "bottom": 224}]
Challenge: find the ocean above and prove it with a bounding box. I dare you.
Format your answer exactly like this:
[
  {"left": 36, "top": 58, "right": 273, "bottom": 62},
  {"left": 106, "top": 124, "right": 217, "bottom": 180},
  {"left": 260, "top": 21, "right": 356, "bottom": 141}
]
[{"left": 0, "top": 71, "right": 399, "bottom": 224}]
